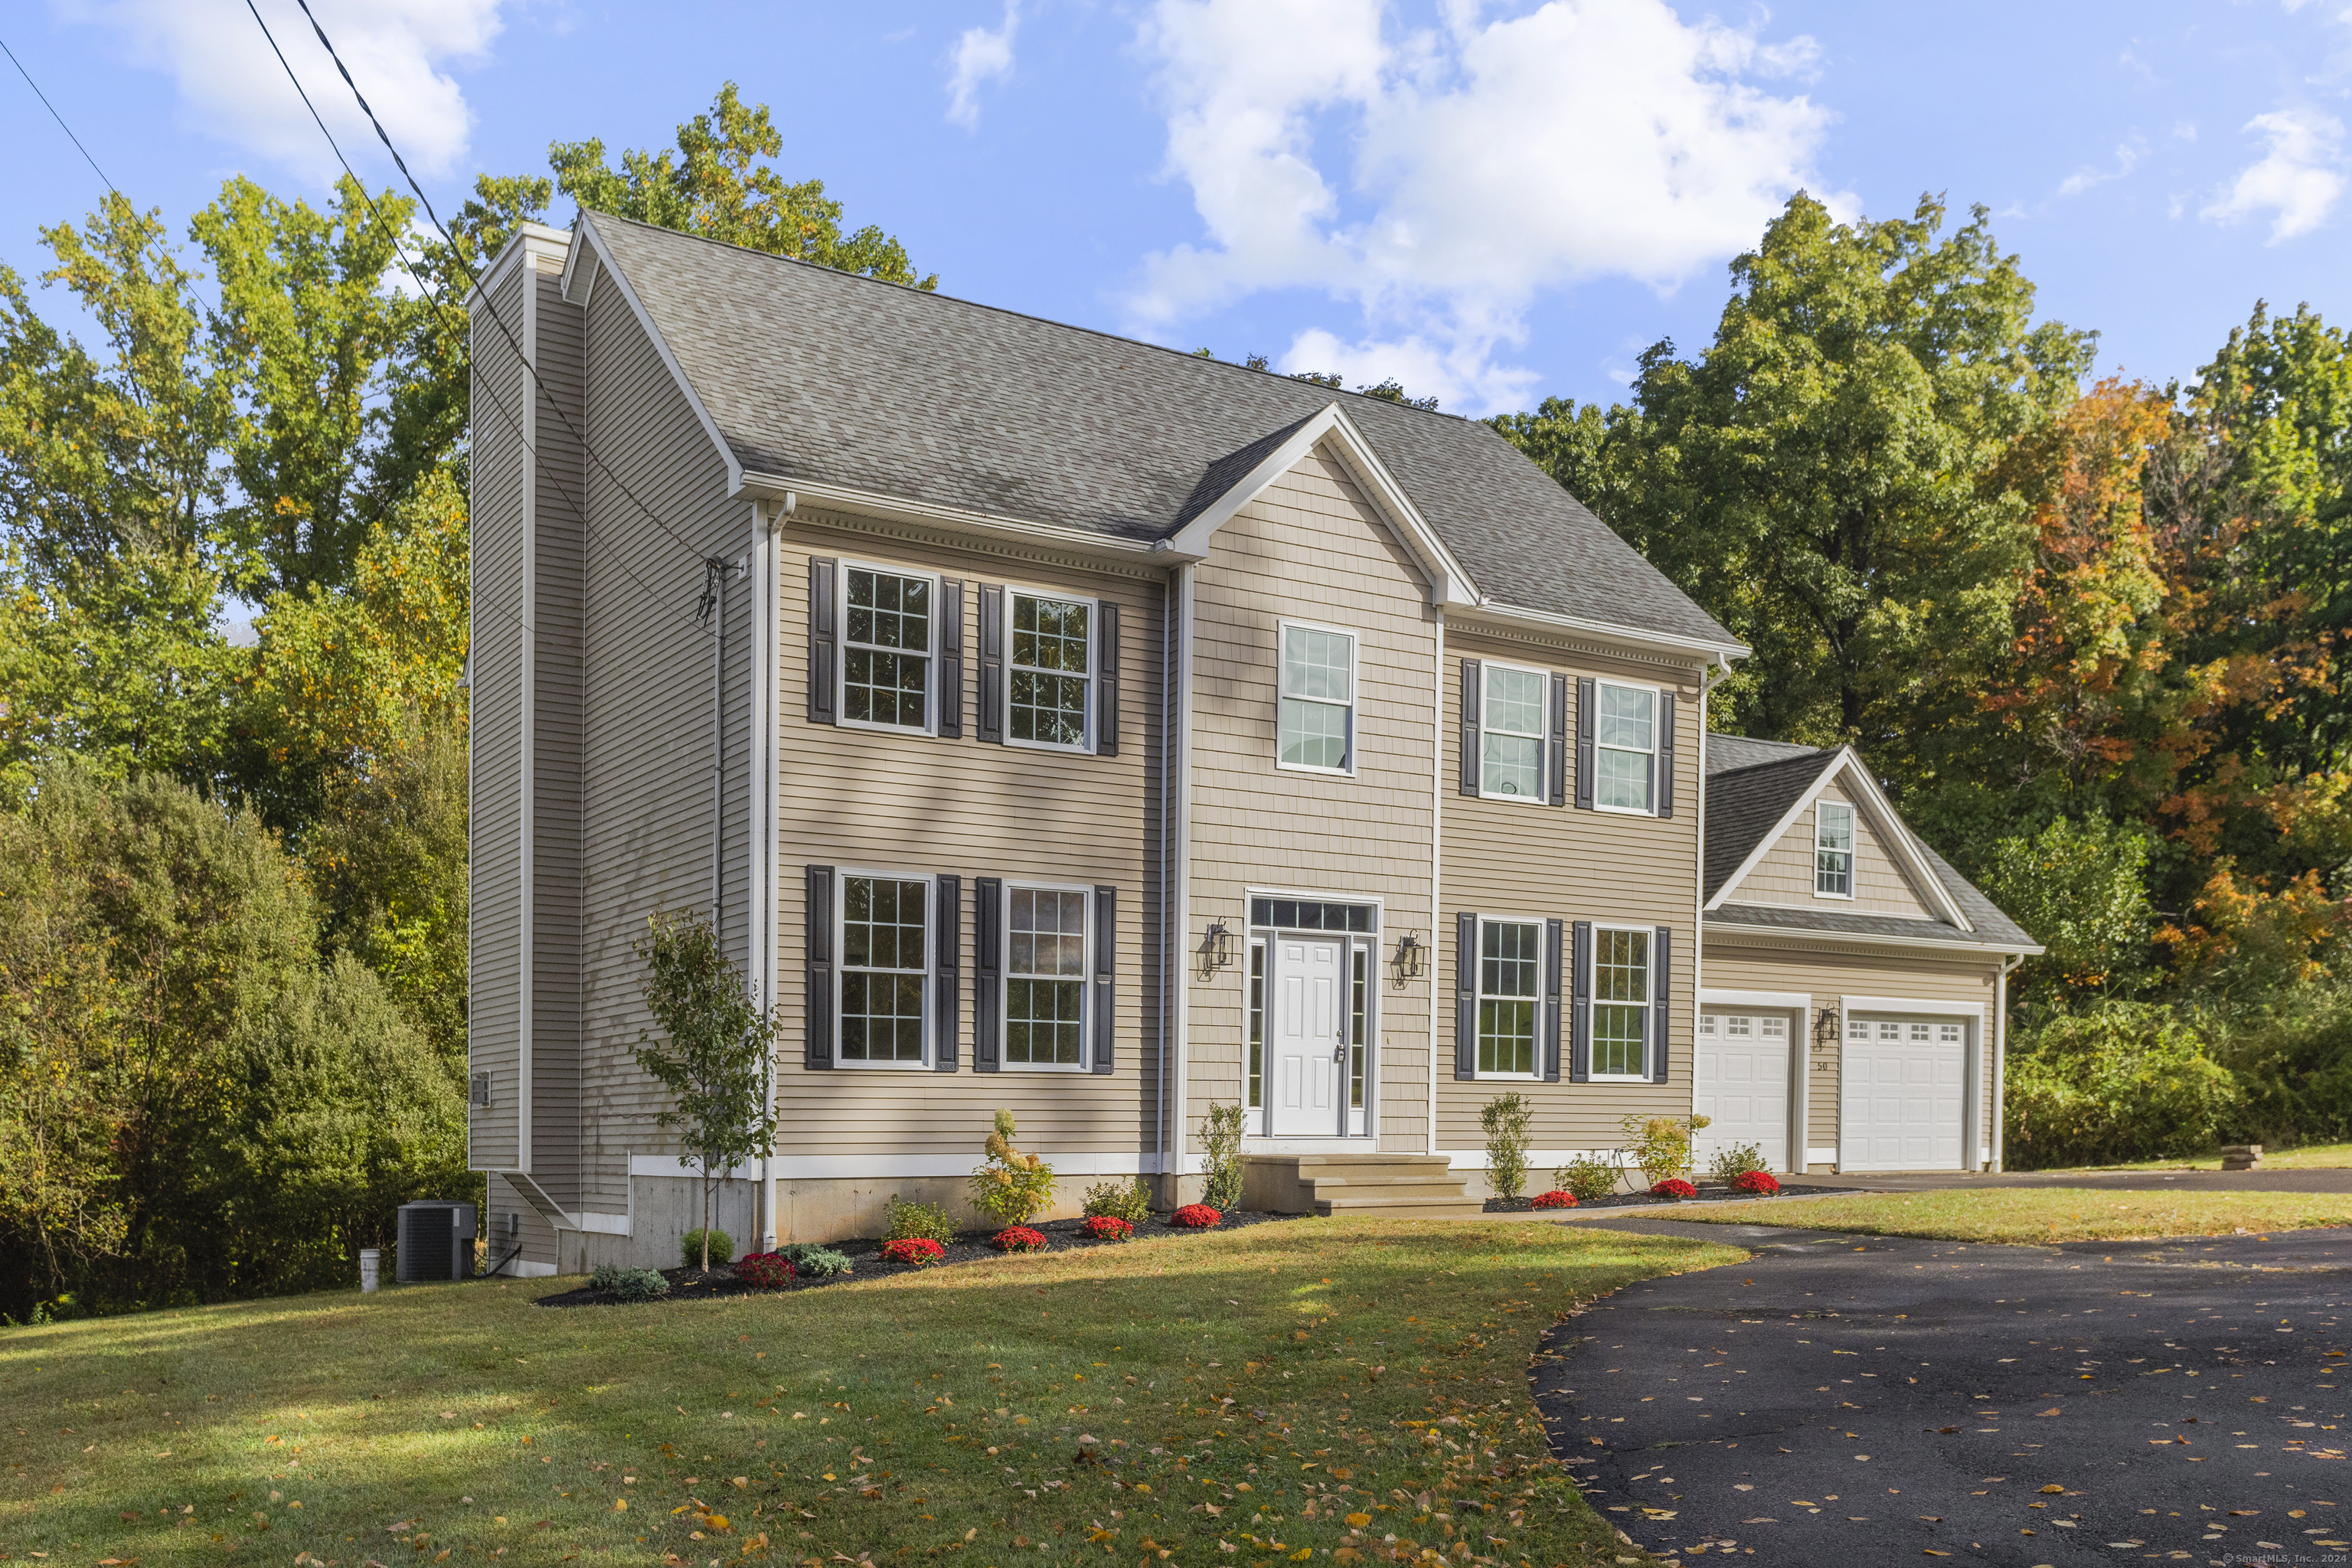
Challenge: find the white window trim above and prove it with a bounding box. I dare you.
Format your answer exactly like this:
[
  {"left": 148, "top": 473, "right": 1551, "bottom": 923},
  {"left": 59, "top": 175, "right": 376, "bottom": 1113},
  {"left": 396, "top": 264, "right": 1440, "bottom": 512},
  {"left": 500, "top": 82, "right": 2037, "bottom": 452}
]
[
  {"left": 833, "top": 866, "right": 933, "bottom": 1070},
  {"left": 998, "top": 877, "right": 1095, "bottom": 1073},
  {"left": 1002, "top": 584, "right": 1097, "bottom": 756},
  {"left": 1586, "top": 922, "right": 1655, "bottom": 1082},
  {"left": 1246, "top": 936, "right": 1266, "bottom": 1118},
  {"left": 1474, "top": 913, "right": 1546, "bottom": 1080},
  {"left": 1589, "top": 677, "right": 1662, "bottom": 818},
  {"left": 1476, "top": 657, "right": 1551, "bottom": 806},
  {"left": 1274, "top": 617, "right": 1360, "bottom": 779},
  {"left": 1815, "top": 799, "right": 1856, "bottom": 900},
  {"left": 836, "top": 558, "right": 941, "bottom": 738}
]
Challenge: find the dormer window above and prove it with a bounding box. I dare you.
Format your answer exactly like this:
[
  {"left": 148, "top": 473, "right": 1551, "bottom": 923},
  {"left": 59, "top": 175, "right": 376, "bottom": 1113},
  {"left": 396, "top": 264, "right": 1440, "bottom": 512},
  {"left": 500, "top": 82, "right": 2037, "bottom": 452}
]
[{"left": 1816, "top": 802, "right": 1854, "bottom": 898}]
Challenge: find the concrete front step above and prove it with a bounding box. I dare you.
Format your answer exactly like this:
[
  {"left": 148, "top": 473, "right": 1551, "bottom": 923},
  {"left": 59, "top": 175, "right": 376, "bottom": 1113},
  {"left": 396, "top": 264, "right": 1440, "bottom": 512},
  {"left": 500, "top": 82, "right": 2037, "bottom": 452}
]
[{"left": 1243, "top": 1152, "right": 1481, "bottom": 1217}]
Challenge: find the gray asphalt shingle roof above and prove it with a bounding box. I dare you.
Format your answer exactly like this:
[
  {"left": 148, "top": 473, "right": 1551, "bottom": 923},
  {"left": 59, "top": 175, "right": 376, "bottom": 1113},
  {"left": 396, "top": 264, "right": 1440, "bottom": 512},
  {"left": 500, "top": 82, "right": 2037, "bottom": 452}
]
[
  {"left": 583, "top": 214, "right": 1738, "bottom": 649},
  {"left": 1703, "top": 733, "right": 2038, "bottom": 952}
]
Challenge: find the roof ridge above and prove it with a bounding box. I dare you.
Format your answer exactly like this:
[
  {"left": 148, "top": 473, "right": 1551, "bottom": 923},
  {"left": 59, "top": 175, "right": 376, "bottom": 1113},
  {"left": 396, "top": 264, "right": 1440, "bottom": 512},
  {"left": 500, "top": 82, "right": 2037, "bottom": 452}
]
[{"left": 583, "top": 209, "right": 1475, "bottom": 424}]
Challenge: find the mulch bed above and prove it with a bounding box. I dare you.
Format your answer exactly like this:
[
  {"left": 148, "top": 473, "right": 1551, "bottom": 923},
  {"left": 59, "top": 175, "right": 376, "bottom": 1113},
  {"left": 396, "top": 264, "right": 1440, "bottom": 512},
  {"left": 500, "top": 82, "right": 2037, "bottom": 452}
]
[
  {"left": 1484, "top": 1181, "right": 1867, "bottom": 1214},
  {"left": 534, "top": 1208, "right": 1302, "bottom": 1308}
]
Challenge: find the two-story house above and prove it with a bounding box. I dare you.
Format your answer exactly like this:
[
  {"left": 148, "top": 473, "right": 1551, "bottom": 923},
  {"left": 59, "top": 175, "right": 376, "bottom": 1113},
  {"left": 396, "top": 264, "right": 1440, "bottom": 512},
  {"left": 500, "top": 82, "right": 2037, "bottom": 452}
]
[{"left": 466, "top": 215, "right": 2039, "bottom": 1274}]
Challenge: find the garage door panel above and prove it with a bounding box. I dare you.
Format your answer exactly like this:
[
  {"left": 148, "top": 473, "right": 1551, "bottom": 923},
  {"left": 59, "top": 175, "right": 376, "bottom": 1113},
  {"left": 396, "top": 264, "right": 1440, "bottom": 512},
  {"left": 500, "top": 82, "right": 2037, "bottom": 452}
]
[
  {"left": 1839, "top": 1012, "right": 1968, "bottom": 1173},
  {"left": 1694, "top": 1013, "right": 1792, "bottom": 1171}
]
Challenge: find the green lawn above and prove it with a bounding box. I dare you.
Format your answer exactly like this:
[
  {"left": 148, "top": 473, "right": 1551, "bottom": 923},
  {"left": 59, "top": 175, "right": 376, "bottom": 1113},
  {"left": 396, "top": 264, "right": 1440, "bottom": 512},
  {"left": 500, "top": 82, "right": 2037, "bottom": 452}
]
[
  {"left": 0, "top": 1217, "right": 1741, "bottom": 1567},
  {"left": 2046, "top": 1140, "right": 2352, "bottom": 1173},
  {"left": 1673, "top": 1187, "right": 2352, "bottom": 1243}
]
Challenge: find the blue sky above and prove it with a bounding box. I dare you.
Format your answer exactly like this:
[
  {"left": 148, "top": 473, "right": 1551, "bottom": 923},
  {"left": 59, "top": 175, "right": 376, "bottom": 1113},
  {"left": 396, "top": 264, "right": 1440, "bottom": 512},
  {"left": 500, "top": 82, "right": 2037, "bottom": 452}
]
[{"left": 4, "top": 1, "right": 2349, "bottom": 416}]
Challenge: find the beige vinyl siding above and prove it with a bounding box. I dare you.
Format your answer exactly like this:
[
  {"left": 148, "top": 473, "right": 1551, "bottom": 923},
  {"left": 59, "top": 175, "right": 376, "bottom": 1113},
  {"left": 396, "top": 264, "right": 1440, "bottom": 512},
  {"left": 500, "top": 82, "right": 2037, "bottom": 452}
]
[
  {"left": 1702, "top": 939, "right": 2001, "bottom": 1170},
  {"left": 466, "top": 260, "right": 529, "bottom": 1173},
  {"left": 1186, "top": 446, "right": 1436, "bottom": 1151},
  {"left": 773, "top": 518, "right": 1165, "bottom": 1156},
  {"left": 1439, "top": 626, "right": 1704, "bottom": 1156},
  {"left": 1732, "top": 778, "right": 1939, "bottom": 920},
  {"left": 572, "top": 260, "right": 760, "bottom": 1220},
  {"left": 528, "top": 267, "right": 586, "bottom": 1208}
]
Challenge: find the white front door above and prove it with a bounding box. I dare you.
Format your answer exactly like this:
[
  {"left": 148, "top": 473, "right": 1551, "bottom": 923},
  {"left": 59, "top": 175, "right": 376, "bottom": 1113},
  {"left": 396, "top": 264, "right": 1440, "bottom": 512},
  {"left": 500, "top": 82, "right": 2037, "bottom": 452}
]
[
  {"left": 1840, "top": 1015, "right": 1967, "bottom": 1171},
  {"left": 1693, "top": 1012, "right": 1792, "bottom": 1172},
  {"left": 1269, "top": 935, "right": 1345, "bottom": 1135}
]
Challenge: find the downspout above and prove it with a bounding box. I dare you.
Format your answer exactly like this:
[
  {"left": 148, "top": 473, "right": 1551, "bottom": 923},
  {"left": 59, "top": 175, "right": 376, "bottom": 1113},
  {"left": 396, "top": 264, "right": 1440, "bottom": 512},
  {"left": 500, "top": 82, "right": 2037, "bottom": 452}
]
[
  {"left": 753, "top": 496, "right": 792, "bottom": 1248},
  {"left": 1427, "top": 609, "right": 1445, "bottom": 1156},
  {"left": 1693, "top": 656, "right": 1740, "bottom": 1153},
  {"left": 1992, "top": 952, "right": 2023, "bottom": 1172},
  {"left": 697, "top": 549, "right": 734, "bottom": 1245},
  {"left": 1155, "top": 570, "right": 1173, "bottom": 1186},
  {"left": 1168, "top": 562, "right": 1197, "bottom": 1200}
]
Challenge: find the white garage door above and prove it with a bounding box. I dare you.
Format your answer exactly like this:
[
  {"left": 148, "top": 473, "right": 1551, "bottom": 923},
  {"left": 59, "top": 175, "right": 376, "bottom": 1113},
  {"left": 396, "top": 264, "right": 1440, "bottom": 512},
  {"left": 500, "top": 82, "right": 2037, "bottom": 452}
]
[
  {"left": 1840, "top": 1014, "right": 1967, "bottom": 1171},
  {"left": 1694, "top": 1012, "right": 1792, "bottom": 1172}
]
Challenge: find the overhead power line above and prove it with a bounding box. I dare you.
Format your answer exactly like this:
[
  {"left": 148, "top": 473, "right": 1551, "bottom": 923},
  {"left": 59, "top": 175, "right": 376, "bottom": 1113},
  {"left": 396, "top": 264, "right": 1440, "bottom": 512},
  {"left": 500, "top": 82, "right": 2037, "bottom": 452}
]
[{"left": 2, "top": 32, "right": 119, "bottom": 198}]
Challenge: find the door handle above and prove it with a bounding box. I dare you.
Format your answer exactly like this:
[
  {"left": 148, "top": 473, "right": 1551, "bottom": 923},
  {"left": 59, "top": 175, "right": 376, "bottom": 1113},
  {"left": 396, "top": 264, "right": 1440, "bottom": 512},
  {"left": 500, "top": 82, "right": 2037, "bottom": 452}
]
[{"left": 1332, "top": 1043, "right": 1347, "bottom": 1063}]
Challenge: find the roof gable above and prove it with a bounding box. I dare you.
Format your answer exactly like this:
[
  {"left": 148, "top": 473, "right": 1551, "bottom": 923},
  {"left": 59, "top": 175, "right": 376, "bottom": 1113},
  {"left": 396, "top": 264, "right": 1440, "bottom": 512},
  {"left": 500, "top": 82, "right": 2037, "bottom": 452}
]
[{"left": 1704, "top": 745, "right": 1968, "bottom": 929}]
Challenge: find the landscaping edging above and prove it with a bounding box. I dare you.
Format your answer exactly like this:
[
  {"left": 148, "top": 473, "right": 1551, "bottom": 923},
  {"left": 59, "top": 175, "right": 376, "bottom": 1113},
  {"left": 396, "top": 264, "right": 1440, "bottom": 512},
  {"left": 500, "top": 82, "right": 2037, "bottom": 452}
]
[
  {"left": 532, "top": 1208, "right": 1302, "bottom": 1307},
  {"left": 1482, "top": 1181, "right": 1870, "bottom": 1215}
]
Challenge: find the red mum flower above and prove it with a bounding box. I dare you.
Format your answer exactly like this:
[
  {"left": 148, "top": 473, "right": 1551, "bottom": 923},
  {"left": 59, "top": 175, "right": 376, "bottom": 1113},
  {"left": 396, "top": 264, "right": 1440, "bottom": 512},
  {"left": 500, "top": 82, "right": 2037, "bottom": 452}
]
[
  {"left": 1730, "top": 1170, "right": 1781, "bottom": 1196},
  {"left": 1648, "top": 1178, "right": 1698, "bottom": 1200},
  {"left": 991, "top": 1226, "right": 1049, "bottom": 1253},
  {"left": 1169, "top": 1204, "right": 1222, "bottom": 1229},
  {"left": 1529, "top": 1191, "right": 1578, "bottom": 1210},
  {"left": 880, "top": 1236, "right": 946, "bottom": 1267},
  {"left": 1081, "top": 1215, "right": 1135, "bottom": 1242},
  {"left": 733, "top": 1252, "right": 798, "bottom": 1289}
]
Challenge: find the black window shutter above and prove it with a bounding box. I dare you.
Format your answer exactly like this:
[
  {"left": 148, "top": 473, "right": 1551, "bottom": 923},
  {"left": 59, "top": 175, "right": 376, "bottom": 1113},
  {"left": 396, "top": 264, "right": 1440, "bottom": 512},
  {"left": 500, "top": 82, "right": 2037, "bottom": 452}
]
[
  {"left": 934, "top": 875, "right": 961, "bottom": 1070},
  {"left": 1651, "top": 925, "right": 1673, "bottom": 1083},
  {"left": 1569, "top": 920, "right": 1592, "bottom": 1082},
  {"left": 973, "top": 877, "right": 1002, "bottom": 1070},
  {"left": 1092, "top": 885, "right": 1116, "bottom": 1073},
  {"left": 1543, "top": 917, "right": 1564, "bottom": 1082},
  {"left": 1574, "top": 677, "right": 1596, "bottom": 810},
  {"left": 1547, "top": 674, "right": 1569, "bottom": 808},
  {"left": 808, "top": 558, "right": 838, "bottom": 725},
  {"left": 937, "top": 580, "right": 965, "bottom": 740},
  {"left": 1458, "top": 659, "right": 1481, "bottom": 796},
  {"left": 1096, "top": 602, "right": 1120, "bottom": 756},
  {"left": 1453, "top": 911, "right": 1478, "bottom": 1080},
  {"left": 978, "top": 586, "right": 1005, "bottom": 744},
  {"left": 805, "top": 865, "right": 835, "bottom": 1069},
  {"left": 1657, "top": 691, "right": 1676, "bottom": 818}
]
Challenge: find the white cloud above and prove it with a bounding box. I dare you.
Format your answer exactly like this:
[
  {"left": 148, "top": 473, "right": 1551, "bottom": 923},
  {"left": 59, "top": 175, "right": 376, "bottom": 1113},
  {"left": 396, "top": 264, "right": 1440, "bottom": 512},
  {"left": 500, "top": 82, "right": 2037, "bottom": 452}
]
[
  {"left": 2201, "top": 107, "right": 2346, "bottom": 242},
  {"left": 945, "top": 1, "right": 1020, "bottom": 130},
  {"left": 1129, "top": 0, "right": 1835, "bottom": 413},
  {"left": 60, "top": 0, "right": 498, "bottom": 183},
  {"left": 2057, "top": 136, "right": 2146, "bottom": 197}
]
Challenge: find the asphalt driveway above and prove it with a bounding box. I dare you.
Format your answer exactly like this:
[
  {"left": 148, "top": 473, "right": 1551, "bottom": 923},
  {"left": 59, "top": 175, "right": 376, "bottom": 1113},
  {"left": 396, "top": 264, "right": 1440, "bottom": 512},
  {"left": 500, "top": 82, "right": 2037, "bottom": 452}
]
[{"left": 1536, "top": 1217, "right": 2352, "bottom": 1566}]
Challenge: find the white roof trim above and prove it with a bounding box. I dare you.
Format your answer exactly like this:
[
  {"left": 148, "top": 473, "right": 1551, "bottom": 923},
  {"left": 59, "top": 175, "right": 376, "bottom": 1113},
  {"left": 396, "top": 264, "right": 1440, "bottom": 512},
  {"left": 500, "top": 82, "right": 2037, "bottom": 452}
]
[
  {"left": 1704, "top": 746, "right": 1970, "bottom": 929},
  {"left": 1451, "top": 601, "right": 1748, "bottom": 662},
  {"left": 466, "top": 220, "right": 570, "bottom": 312},
  {"left": 1156, "top": 403, "right": 1478, "bottom": 607},
  {"left": 1702, "top": 915, "right": 2041, "bottom": 957},
  {"left": 1698, "top": 988, "right": 1813, "bottom": 1010},
  {"left": 563, "top": 211, "right": 744, "bottom": 496},
  {"left": 1843, "top": 994, "right": 1988, "bottom": 1018},
  {"left": 739, "top": 472, "right": 1165, "bottom": 560}
]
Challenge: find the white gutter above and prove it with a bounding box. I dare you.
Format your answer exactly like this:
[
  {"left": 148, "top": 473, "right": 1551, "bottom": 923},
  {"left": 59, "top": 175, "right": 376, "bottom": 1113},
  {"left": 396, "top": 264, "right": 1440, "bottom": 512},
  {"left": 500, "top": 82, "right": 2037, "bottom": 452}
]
[
  {"left": 738, "top": 472, "right": 1166, "bottom": 563},
  {"left": 1451, "top": 601, "right": 1749, "bottom": 664},
  {"left": 1701, "top": 917, "right": 2044, "bottom": 958}
]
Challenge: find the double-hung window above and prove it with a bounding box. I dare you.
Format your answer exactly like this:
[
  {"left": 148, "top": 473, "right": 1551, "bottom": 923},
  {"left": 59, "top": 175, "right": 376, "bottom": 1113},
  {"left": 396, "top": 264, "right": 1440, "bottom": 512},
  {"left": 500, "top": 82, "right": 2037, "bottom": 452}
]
[
  {"left": 1590, "top": 926, "right": 1651, "bottom": 1078},
  {"left": 1477, "top": 919, "right": 1541, "bottom": 1075},
  {"left": 1592, "top": 681, "right": 1658, "bottom": 812},
  {"left": 1815, "top": 802, "right": 1854, "bottom": 897},
  {"left": 1008, "top": 590, "right": 1092, "bottom": 749},
  {"left": 842, "top": 566, "right": 934, "bottom": 731},
  {"left": 1004, "top": 884, "right": 1089, "bottom": 1067},
  {"left": 839, "top": 872, "right": 930, "bottom": 1065},
  {"left": 1480, "top": 663, "right": 1547, "bottom": 800},
  {"left": 1277, "top": 622, "right": 1355, "bottom": 773}
]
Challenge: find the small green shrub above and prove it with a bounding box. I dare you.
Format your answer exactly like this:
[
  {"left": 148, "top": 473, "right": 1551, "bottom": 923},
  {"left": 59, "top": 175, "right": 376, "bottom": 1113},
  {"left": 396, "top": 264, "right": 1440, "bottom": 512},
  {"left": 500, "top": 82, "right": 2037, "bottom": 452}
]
[
  {"left": 970, "top": 1109, "right": 1058, "bottom": 1227},
  {"left": 1480, "top": 1092, "right": 1534, "bottom": 1200},
  {"left": 1707, "top": 1142, "right": 1768, "bottom": 1184},
  {"left": 680, "top": 1227, "right": 734, "bottom": 1268},
  {"left": 777, "top": 1243, "right": 852, "bottom": 1277},
  {"left": 1618, "top": 1114, "right": 1709, "bottom": 1185},
  {"left": 1082, "top": 1178, "right": 1153, "bottom": 1224},
  {"left": 1200, "top": 1101, "right": 1246, "bottom": 1213},
  {"left": 885, "top": 1194, "right": 962, "bottom": 1245},
  {"left": 590, "top": 1263, "right": 671, "bottom": 1302},
  {"left": 1554, "top": 1153, "right": 1622, "bottom": 1203}
]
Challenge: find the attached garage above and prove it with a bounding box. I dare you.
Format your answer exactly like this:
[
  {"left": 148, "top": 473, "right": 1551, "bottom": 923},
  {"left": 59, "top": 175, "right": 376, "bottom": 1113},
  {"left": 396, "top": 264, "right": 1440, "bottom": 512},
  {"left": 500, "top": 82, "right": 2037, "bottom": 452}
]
[
  {"left": 1694, "top": 1008, "right": 1795, "bottom": 1172},
  {"left": 1838, "top": 1011, "right": 1971, "bottom": 1171}
]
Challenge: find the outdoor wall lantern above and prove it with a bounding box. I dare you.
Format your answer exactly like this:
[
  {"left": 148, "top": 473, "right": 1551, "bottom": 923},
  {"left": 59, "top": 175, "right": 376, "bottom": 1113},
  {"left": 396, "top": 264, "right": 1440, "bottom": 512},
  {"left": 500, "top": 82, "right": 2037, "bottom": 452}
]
[
  {"left": 1204, "top": 919, "right": 1236, "bottom": 972},
  {"left": 1392, "top": 930, "right": 1429, "bottom": 981},
  {"left": 1812, "top": 1007, "right": 1841, "bottom": 1051}
]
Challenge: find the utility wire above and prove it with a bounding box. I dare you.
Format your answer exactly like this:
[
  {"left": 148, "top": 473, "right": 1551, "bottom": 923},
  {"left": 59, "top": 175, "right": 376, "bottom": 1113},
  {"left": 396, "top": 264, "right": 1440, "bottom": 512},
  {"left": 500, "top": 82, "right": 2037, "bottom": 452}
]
[
  {"left": 240, "top": 0, "right": 710, "bottom": 643},
  {"left": 2, "top": 33, "right": 119, "bottom": 198},
  {"left": 283, "top": 0, "right": 720, "bottom": 584}
]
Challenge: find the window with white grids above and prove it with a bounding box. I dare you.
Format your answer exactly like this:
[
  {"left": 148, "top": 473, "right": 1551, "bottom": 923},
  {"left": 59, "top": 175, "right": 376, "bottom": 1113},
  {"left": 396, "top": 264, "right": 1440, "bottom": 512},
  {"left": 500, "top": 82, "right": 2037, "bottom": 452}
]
[
  {"left": 1278, "top": 622, "right": 1355, "bottom": 773},
  {"left": 1480, "top": 662, "right": 1547, "bottom": 800},
  {"left": 1004, "top": 885, "right": 1089, "bottom": 1067},
  {"left": 1008, "top": 591, "right": 1092, "bottom": 749},
  {"left": 842, "top": 567, "right": 934, "bottom": 731},
  {"left": 1817, "top": 802, "right": 1854, "bottom": 897},
  {"left": 839, "top": 873, "right": 929, "bottom": 1064},
  {"left": 1592, "top": 682, "right": 1657, "bottom": 812}
]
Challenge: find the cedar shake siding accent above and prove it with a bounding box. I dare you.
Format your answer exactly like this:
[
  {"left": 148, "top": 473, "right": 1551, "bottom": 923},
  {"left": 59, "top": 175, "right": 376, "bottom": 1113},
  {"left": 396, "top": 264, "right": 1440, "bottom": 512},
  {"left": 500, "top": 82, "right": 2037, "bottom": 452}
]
[
  {"left": 1438, "top": 625, "right": 1704, "bottom": 1158},
  {"left": 1732, "top": 776, "right": 1940, "bottom": 919},
  {"left": 769, "top": 518, "right": 1166, "bottom": 1156},
  {"left": 1184, "top": 446, "right": 1437, "bottom": 1152}
]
